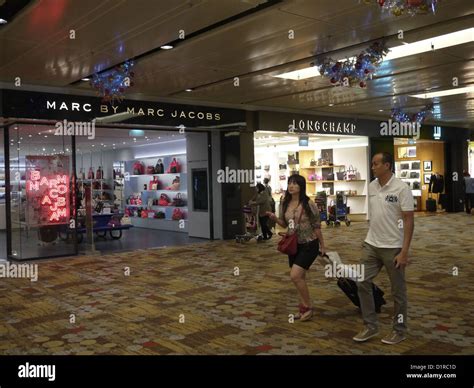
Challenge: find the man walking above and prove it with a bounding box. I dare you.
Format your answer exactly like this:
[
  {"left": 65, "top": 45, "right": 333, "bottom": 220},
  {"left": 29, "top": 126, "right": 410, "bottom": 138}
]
[{"left": 353, "top": 152, "right": 414, "bottom": 344}]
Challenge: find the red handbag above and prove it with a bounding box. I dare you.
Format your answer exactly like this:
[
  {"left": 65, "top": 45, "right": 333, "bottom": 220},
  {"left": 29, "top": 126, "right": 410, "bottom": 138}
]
[
  {"left": 146, "top": 166, "right": 155, "bottom": 175},
  {"left": 168, "top": 158, "right": 180, "bottom": 173},
  {"left": 158, "top": 193, "right": 171, "bottom": 206},
  {"left": 277, "top": 207, "right": 303, "bottom": 255},
  {"left": 172, "top": 208, "right": 185, "bottom": 220}
]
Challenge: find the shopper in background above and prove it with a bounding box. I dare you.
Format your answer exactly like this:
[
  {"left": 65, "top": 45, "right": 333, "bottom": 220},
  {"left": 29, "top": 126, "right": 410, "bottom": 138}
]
[
  {"left": 249, "top": 183, "right": 273, "bottom": 240},
  {"left": 462, "top": 170, "right": 473, "bottom": 214},
  {"left": 353, "top": 152, "right": 414, "bottom": 345},
  {"left": 263, "top": 177, "right": 275, "bottom": 212},
  {"left": 266, "top": 174, "right": 326, "bottom": 321}
]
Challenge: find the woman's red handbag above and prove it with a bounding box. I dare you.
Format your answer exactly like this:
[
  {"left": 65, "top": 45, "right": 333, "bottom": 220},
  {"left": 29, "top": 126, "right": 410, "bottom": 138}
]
[
  {"left": 277, "top": 207, "right": 303, "bottom": 255},
  {"left": 146, "top": 166, "right": 155, "bottom": 175},
  {"left": 172, "top": 208, "right": 185, "bottom": 220}
]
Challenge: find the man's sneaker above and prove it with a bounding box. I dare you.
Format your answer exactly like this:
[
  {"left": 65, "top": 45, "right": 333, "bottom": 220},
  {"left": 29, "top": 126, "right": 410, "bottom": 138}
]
[
  {"left": 352, "top": 326, "right": 379, "bottom": 342},
  {"left": 294, "top": 304, "right": 313, "bottom": 321},
  {"left": 381, "top": 331, "right": 407, "bottom": 345}
]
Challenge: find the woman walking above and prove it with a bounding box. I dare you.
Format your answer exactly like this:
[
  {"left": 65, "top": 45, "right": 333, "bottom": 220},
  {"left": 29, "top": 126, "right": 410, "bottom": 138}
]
[
  {"left": 249, "top": 183, "right": 273, "bottom": 240},
  {"left": 267, "top": 174, "right": 326, "bottom": 321}
]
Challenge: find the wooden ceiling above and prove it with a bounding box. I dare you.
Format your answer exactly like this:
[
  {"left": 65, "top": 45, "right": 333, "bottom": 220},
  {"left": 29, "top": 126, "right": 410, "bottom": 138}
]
[{"left": 1, "top": 0, "right": 473, "bottom": 128}]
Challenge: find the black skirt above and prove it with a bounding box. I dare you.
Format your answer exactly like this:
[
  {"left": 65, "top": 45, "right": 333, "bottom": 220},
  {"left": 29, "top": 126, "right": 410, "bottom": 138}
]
[{"left": 288, "top": 239, "right": 319, "bottom": 270}]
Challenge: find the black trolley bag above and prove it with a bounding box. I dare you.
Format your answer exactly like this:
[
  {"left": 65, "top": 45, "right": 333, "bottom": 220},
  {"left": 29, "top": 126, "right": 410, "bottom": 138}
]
[
  {"left": 426, "top": 192, "right": 437, "bottom": 212},
  {"left": 337, "top": 277, "right": 387, "bottom": 313}
]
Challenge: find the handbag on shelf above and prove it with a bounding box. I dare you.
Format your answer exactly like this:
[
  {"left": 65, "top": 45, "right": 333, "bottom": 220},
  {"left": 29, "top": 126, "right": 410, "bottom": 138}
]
[
  {"left": 279, "top": 164, "right": 287, "bottom": 170},
  {"left": 96, "top": 166, "right": 103, "bottom": 180},
  {"left": 346, "top": 165, "right": 358, "bottom": 180},
  {"left": 168, "top": 158, "right": 180, "bottom": 173},
  {"left": 154, "top": 211, "right": 166, "bottom": 219},
  {"left": 141, "top": 210, "right": 149, "bottom": 218},
  {"left": 264, "top": 165, "right": 270, "bottom": 171},
  {"left": 149, "top": 177, "right": 160, "bottom": 190},
  {"left": 411, "top": 162, "right": 420, "bottom": 170},
  {"left": 133, "top": 161, "right": 145, "bottom": 175},
  {"left": 310, "top": 159, "right": 316, "bottom": 167},
  {"left": 172, "top": 208, "right": 185, "bottom": 220},
  {"left": 146, "top": 166, "right": 155, "bottom": 175},
  {"left": 147, "top": 198, "right": 154, "bottom": 209},
  {"left": 158, "top": 193, "right": 171, "bottom": 206},
  {"left": 155, "top": 159, "right": 164, "bottom": 174},
  {"left": 287, "top": 153, "right": 299, "bottom": 165},
  {"left": 79, "top": 168, "right": 86, "bottom": 180},
  {"left": 308, "top": 174, "right": 317, "bottom": 181},
  {"left": 172, "top": 193, "right": 186, "bottom": 207},
  {"left": 166, "top": 176, "right": 180, "bottom": 191},
  {"left": 326, "top": 172, "right": 335, "bottom": 181},
  {"left": 336, "top": 167, "right": 346, "bottom": 181},
  {"left": 147, "top": 211, "right": 155, "bottom": 219},
  {"left": 277, "top": 207, "right": 303, "bottom": 255},
  {"left": 87, "top": 167, "right": 94, "bottom": 180}
]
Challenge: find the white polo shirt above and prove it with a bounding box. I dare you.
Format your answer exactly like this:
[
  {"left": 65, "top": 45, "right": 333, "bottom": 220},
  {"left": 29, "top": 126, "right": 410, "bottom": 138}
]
[{"left": 365, "top": 174, "right": 414, "bottom": 248}]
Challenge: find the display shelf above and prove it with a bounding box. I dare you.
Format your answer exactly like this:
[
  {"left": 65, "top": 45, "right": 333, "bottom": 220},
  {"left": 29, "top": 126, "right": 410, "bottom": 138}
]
[
  {"left": 125, "top": 204, "right": 187, "bottom": 209},
  {"left": 307, "top": 180, "right": 366, "bottom": 183},
  {"left": 78, "top": 179, "right": 113, "bottom": 182},
  {"left": 129, "top": 173, "right": 184, "bottom": 178},
  {"left": 301, "top": 165, "right": 345, "bottom": 169}
]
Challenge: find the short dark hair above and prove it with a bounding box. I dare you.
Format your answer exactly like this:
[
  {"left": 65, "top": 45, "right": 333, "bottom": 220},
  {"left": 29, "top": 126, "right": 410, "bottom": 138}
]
[
  {"left": 263, "top": 178, "right": 270, "bottom": 184},
  {"left": 256, "top": 183, "right": 266, "bottom": 193},
  {"left": 379, "top": 152, "right": 393, "bottom": 170}
]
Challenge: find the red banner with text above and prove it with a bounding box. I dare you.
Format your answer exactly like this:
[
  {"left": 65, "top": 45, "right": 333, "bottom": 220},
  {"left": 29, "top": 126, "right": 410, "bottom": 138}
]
[{"left": 25, "top": 155, "right": 70, "bottom": 226}]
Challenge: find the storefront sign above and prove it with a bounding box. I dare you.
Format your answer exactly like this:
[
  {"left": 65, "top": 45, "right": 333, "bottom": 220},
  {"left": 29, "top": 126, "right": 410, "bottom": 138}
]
[
  {"left": 25, "top": 156, "right": 70, "bottom": 226},
  {"left": 258, "top": 111, "right": 381, "bottom": 137},
  {"left": 291, "top": 119, "right": 356, "bottom": 134},
  {"left": 1, "top": 90, "right": 245, "bottom": 128}
]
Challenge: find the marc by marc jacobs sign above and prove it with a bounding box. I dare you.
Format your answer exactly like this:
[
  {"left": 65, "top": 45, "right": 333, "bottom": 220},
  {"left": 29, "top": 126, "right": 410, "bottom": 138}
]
[{"left": 46, "top": 100, "right": 222, "bottom": 121}]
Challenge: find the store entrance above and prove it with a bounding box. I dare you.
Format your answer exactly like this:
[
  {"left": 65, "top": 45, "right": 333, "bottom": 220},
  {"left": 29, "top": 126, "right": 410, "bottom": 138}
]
[
  {"left": 253, "top": 132, "right": 370, "bottom": 222},
  {"left": 4, "top": 123, "right": 212, "bottom": 260},
  {"left": 74, "top": 127, "right": 203, "bottom": 254}
]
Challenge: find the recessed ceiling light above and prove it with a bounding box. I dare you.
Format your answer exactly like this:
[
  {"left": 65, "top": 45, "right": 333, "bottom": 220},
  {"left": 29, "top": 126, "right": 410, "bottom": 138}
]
[
  {"left": 81, "top": 78, "right": 90, "bottom": 81},
  {"left": 92, "top": 145, "right": 95, "bottom": 147},
  {"left": 123, "top": 142, "right": 126, "bottom": 144},
  {"left": 329, "top": 103, "right": 334, "bottom": 107},
  {"left": 160, "top": 45, "right": 173, "bottom": 50},
  {"left": 44, "top": 135, "right": 48, "bottom": 138},
  {"left": 42, "top": 148, "right": 46, "bottom": 151},
  {"left": 185, "top": 88, "right": 193, "bottom": 92},
  {"left": 410, "top": 85, "right": 474, "bottom": 99},
  {"left": 0, "top": 19, "right": 8, "bottom": 25},
  {"left": 379, "top": 109, "right": 384, "bottom": 112},
  {"left": 113, "top": 144, "right": 116, "bottom": 146}
]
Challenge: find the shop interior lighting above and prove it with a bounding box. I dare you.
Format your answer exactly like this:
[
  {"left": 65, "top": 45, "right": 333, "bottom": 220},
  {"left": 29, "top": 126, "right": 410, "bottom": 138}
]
[
  {"left": 160, "top": 45, "right": 173, "bottom": 50},
  {"left": 274, "top": 28, "right": 474, "bottom": 80},
  {"left": 0, "top": 19, "right": 7, "bottom": 25}
]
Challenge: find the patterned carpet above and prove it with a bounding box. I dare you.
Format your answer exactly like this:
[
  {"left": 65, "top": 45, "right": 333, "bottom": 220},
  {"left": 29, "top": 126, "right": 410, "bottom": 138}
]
[{"left": 0, "top": 213, "right": 473, "bottom": 355}]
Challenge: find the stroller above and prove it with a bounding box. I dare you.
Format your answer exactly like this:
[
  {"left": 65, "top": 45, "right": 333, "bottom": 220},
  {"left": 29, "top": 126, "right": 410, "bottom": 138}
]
[
  {"left": 235, "top": 205, "right": 264, "bottom": 243},
  {"left": 315, "top": 191, "right": 329, "bottom": 225},
  {"left": 328, "top": 191, "right": 351, "bottom": 227}
]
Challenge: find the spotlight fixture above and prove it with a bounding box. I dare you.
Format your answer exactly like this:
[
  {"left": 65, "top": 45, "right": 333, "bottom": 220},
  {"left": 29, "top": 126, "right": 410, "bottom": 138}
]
[{"left": 160, "top": 45, "right": 173, "bottom": 50}]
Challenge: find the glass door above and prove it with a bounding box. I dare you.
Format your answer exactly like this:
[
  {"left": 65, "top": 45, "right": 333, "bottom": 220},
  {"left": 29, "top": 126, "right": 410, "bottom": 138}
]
[{"left": 7, "top": 124, "right": 77, "bottom": 260}]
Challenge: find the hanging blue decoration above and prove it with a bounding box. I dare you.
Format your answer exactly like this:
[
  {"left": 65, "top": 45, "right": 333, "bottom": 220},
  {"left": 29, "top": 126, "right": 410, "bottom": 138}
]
[
  {"left": 90, "top": 60, "right": 135, "bottom": 103},
  {"left": 316, "top": 41, "right": 389, "bottom": 88},
  {"left": 391, "top": 103, "right": 434, "bottom": 123}
]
